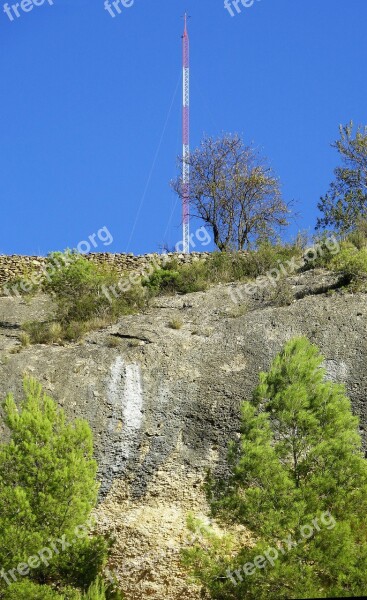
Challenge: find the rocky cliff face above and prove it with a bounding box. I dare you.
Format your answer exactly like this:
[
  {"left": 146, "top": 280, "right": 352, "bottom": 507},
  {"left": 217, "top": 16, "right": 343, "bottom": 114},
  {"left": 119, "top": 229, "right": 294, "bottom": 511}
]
[{"left": 0, "top": 269, "right": 366, "bottom": 599}]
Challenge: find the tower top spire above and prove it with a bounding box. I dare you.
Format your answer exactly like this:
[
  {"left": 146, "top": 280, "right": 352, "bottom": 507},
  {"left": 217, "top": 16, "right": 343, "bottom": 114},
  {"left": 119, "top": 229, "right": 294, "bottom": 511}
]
[{"left": 183, "top": 12, "right": 190, "bottom": 37}]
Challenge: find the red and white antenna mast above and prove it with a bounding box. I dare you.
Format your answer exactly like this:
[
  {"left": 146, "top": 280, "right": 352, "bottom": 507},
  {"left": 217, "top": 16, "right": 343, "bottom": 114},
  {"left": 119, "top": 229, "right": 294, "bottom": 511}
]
[{"left": 182, "top": 13, "right": 190, "bottom": 254}]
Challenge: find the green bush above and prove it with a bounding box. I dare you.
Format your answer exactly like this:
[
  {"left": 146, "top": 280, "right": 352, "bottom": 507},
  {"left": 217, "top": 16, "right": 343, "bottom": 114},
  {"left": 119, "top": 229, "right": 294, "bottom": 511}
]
[
  {"left": 144, "top": 246, "right": 302, "bottom": 296},
  {"left": 200, "top": 252, "right": 243, "bottom": 283},
  {"left": 43, "top": 251, "right": 147, "bottom": 324},
  {"left": 346, "top": 218, "right": 367, "bottom": 249},
  {"left": 203, "top": 245, "right": 301, "bottom": 284},
  {"left": 62, "top": 321, "right": 87, "bottom": 342},
  {"left": 143, "top": 262, "right": 208, "bottom": 295},
  {"left": 246, "top": 242, "right": 302, "bottom": 279},
  {"left": 3, "top": 581, "right": 66, "bottom": 600},
  {"left": 300, "top": 233, "right": 340, "bottom": 271},
  {"left": 175, "top": 261, "right": 208, "bottom": 293},
  {"left": 83, "top": 576, "right": 108, "bottom": 600},
  {"left": 5, "top": 577, "right": 124, "bottom": 600},
  {"left": 43, "top": 252, "right": 120, "bottom": 324},
  {"left": 22, "top": 321, "right": 63, "bottom": 344},
  {"left": 21, "top": 251, "right": 148, "bottom": 343},
  {"left": 83, "top": 575, "right": 124, "bottom": 600},
  {"left": 42, "top": 536, "right": 110, "bottom": 593},
  {"left": 110, "top": 283, "right": 147, "bottom": 317},
  {"left": 331, "top": 244, "right": 367, "bottom": 287},
  {"left": 143, "top": 267, "right": 180, "bottom": 295}
]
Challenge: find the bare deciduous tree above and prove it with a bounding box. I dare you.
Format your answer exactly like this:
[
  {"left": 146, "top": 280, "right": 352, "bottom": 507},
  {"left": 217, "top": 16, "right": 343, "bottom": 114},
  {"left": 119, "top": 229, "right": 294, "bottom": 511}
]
[{"left": 172, "top": 133, "right": 290, "bottom": 250}]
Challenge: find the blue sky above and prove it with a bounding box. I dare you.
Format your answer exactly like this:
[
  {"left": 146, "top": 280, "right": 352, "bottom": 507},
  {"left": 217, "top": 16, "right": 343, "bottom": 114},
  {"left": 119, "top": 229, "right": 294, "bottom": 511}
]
[{"left": 0, "top": 0, "right": 366, "bottom": 255}]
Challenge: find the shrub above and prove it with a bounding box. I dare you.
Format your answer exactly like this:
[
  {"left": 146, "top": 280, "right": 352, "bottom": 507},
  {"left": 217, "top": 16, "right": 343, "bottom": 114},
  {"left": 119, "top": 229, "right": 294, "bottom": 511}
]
[
  {"left": 143, "top": 268, "right": 180, "bottom": 296},
  {"left": 144, "top": 261, "right": 208, "bottom": 296},
  {"left": 201, "top": 252, "right": 244, "bottom": 283},
  {"left": 18, "top": 331, "right": 30, "bottom": 348},
  {"left": 110, "top": 282, "right": 147, "bottom": 316},
  {"left": 269, "top": 278, "right": 294, "bottom": 306},
  {"left": 43, "top": 251, "right": 147, "bottom": 325},
  {"left": 175, "top": 261, "right": 208, "bottom": 293},
  {"left": 346, "top": 218, "right": 367, "bottom": 249},
  {"left": 168, "top": 318, "right": 183, "bottom": 330},
  {"left": 22, "top": 320, "right": 100, "bottom": 345},
  {"left": 83, "top": 576, "right": 107, "bottom": 600},
  {"left": 83, "top": 575, "right": 124, "bottom": 600},
  {"left": 22, "top": 321, "right": 63, "bottom": 344},
  {"left": 43, "top": 252, "right": 119, "bottom": 324},
  {"left": 203, "top": 245, "right": 301, "bottom": 284},
  {"left": 46, "top": 536, "right": 110, "bottom": 592},
  {"left": 3, "top": 581, "right": 67, "bottom": 600},
  {"left": 144, "top": 247, "right": 302, "bottom": 298},
  {"left": 63, "top": 321, "right": 88, "bottom": 342},
  {"left": 331, "top": 244, "right": 367, "bottom": 288},
  {"left": 3, "top": 578, "right": 122, "bottom": 600},
  {"left": 106, "top": 336, "right": 121, "bottom": 348},
  {"left": 300, "top": 233, "right": 340, "bottom": 271},
  {"left": 2, "top": 271, "right": 40, "bottom": 298},
  {"left": 246, "top": 242, "right": 302, "bottom": 279},
  {"left": 20, "top": 251, "right": 148, "bottom": 343}
]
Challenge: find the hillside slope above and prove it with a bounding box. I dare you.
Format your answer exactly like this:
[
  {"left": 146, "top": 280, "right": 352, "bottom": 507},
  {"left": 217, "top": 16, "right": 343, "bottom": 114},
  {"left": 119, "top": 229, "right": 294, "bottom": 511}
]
[{"left": 0, "top": 269, "right": 366, "bottom": 599}]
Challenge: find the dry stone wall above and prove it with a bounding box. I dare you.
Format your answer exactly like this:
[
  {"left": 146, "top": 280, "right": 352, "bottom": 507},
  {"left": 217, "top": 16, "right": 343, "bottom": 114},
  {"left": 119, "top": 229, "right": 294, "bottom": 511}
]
[{"left": 0, "top": 252, "right": 211, "bottom": 292}]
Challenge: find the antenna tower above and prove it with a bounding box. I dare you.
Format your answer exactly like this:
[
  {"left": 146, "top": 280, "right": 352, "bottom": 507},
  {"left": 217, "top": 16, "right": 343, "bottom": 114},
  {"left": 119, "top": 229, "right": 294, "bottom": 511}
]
[{"left": 182, "top": 13, "right": 190, "bottom": 254}]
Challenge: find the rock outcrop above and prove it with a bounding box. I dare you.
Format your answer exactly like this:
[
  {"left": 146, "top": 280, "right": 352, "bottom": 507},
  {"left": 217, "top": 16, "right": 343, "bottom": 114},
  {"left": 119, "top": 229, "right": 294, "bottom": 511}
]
[{"left": 0, "top": 269, "right": 366, "bottom": 599}]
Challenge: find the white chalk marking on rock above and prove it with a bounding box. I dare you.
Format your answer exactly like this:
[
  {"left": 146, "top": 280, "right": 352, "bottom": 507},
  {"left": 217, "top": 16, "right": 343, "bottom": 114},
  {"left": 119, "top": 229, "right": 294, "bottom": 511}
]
[{"left": 107, "top": 357, "right": 144, "bottom": 460}]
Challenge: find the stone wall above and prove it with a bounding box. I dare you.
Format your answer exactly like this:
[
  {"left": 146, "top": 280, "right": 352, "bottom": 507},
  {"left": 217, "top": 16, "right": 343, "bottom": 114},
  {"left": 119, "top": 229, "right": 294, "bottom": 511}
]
[{"left": 0, "top": 252, "right": 211, "bottom": 293}]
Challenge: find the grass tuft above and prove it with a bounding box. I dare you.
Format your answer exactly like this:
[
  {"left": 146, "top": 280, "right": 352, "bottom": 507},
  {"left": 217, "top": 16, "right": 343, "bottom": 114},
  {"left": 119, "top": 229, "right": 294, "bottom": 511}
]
[{"left": 168, "top": 318, "right": 183, "bottom": 330}]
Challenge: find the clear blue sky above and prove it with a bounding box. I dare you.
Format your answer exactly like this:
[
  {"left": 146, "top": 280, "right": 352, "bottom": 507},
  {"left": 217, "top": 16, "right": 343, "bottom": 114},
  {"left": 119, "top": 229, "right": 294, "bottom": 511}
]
[{"left": 1, "top": 0, "right": 366, "bottom": 255}]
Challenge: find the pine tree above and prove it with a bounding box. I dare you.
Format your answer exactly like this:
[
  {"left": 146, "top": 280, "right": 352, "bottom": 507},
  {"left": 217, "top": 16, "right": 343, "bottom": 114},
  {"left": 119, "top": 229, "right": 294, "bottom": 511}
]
[
  {"left": 0, "top": 378, "right": 101, "bottom": 595},
  {"left": 184, "top": 338, "right": 367, "bottom": 599}
]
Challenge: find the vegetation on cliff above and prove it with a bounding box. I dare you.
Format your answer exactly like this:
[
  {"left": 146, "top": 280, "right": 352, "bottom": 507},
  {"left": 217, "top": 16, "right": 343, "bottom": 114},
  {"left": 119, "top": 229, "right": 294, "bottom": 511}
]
[
  {"left": 183, "top": 338, "right": 367, "bottom": 599},
  {"left": 317, "top": 123, "right": 367, "bottom": 233},
  {"left": 13, "top": 224, "right": 367, "bottom": 347},
  {"left": 0, "top": 378, "right": 122, "bottom": 600}
]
